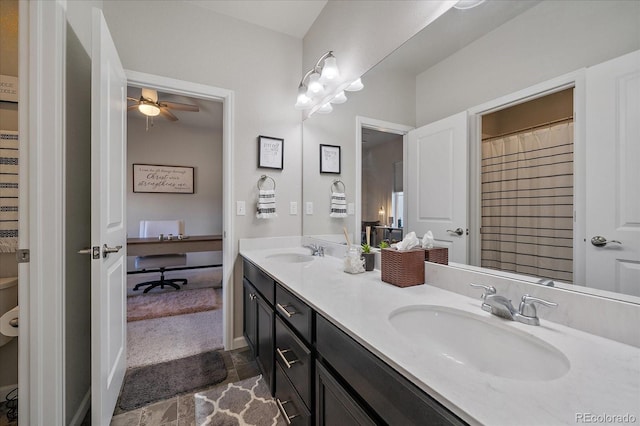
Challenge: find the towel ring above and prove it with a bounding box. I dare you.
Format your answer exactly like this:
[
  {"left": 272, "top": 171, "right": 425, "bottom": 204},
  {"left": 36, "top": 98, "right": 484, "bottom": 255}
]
[
  {"left": 258, "top": 175, "right": 276, "bottom": 190},
  {"left": 331, "top": 179, "right": 345, "bottom": 193}
]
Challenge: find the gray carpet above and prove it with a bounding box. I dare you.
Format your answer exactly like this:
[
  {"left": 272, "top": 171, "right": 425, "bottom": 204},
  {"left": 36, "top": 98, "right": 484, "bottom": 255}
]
[
  {"left": 195, "top": 376, "right": 285, "bottom": 426},
  {"left": 119, "top": 350, "right": 228, "bottom": 411}
]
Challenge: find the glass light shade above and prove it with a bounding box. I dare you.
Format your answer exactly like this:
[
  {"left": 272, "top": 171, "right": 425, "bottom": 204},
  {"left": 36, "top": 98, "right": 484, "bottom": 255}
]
[
  {"left": 317, "top": 103, "right": 333, "bottom": 114},
  {"left": 138, "top": 101, "right": 161, "bottom": 117},
  {"left": 319, "top": 56, "right": 339, "bottom": 83},
  {"left": 306, "top": 72, "right": 324, "bottom": 97},
  {"left": 331, "top": 91, "right": 347, "bottom": 104},
  {"left": 345, "top": 78, "right": 364, "bottom": 92},
  {"left": 295, "top": 86, "right": 312, "bottom": 110},
  {"left": 453, "top": 0, "right": 486, "bottom": 9}
]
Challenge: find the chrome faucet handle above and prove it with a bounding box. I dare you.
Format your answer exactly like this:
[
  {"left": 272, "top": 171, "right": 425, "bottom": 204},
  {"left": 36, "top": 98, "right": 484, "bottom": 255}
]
[
  {"left": 517, "top": 294, "right": 557, "bottom": 325},
  {"left": 469, "top": 283, "right": 497, "bottom": 300}
]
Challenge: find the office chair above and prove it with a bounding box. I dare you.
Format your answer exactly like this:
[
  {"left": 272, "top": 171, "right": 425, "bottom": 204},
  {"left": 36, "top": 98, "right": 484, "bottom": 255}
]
[{"left": 133, "top": 220, "right": 188, "bottom": 293}]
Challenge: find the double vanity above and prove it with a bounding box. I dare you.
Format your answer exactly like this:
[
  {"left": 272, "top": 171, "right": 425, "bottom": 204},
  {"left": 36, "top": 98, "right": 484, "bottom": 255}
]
[{"left": 240, "top": 238, "right": 640, "bottom": 425}]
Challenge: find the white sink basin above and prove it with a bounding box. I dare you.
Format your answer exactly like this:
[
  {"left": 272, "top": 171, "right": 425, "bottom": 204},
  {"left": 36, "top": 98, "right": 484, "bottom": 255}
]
[
  {"left": 389, "top": 305, "right": 570, "bottom": 381},
  {"left": 265, "top": 253, "right": 315, "bottom": 263}
]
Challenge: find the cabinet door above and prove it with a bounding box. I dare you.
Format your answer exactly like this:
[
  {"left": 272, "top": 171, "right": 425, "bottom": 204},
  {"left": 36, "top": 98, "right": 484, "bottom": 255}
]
[
  {"left": 243, "top": 279, "right": 257, "bottom": 354},
  {"left": 316, "top": 362, "right": 376, "bottom": 426},
  {"left": 256, "top": 294, "right": 275, "bottom": 393}
]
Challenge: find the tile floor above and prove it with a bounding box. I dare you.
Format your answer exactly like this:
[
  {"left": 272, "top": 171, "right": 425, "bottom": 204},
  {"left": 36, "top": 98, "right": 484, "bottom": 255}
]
[
  {"left": 80, "top": 346, "right": 258, "bottom": 426},
  {"left": 0, "top": 400, "right": 17, "bottom": 426}
]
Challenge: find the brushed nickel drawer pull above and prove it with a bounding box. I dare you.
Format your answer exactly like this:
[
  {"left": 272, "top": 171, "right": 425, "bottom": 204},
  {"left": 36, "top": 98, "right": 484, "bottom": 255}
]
[
  {"left": 276, "top": 303, "right": 298, "bottom": 318},
  {"left": 276, "top": 347, "right": 299, "bottom": 369},
  {"left": 275, "top": 398, "right": 298, "bottom": 425}
]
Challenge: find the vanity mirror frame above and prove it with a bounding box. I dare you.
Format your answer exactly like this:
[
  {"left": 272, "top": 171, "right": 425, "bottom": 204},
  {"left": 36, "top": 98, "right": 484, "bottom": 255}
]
[{"left": 302, "top": 0, "right": 640, "bottom": 305}]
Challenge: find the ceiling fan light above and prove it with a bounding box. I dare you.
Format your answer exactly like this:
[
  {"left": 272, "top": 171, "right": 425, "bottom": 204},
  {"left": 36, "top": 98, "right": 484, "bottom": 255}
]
[
  {"left": 331, "top": 91, "right": 347, "bottom": 104},
  {"left": 453, "top": 0, "right": 486, "bottom": 10},
  {"left": 306, "top": 72, "right": 324, "bottom": 97},
  {"left": 345, "top": 78, "right": 364, "bottom": 92},
  {"left": 319, "top": 55, "right": 339, "bottom": 83},
  {"left": 138, "top": 101, "right": 160, "bottom": 117},
  {"left": 318, "top": 103, "right": 333, "bottom": 114}
]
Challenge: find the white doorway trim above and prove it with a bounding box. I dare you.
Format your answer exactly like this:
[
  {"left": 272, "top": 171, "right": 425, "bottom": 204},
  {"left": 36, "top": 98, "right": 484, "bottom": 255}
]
[
  {"left": 125, "top": 70, "right": 235, "bottom": 350},
  {"left": 355, "top": 116, "right": 413, "bottom": 244},
  {"left": 466, "top": 69, "right": 586, "bottom": 285}
]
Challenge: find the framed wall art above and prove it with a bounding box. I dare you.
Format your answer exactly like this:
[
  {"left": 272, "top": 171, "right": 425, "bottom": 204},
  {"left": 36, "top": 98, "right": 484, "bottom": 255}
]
[
  {"left": 133, "top": 164, "right": 195, "bottom": 194},
  {"left": 320, "top": 144, "right": 341, "bottom": 174},
  {"left": 258, "top": 135, "right": 284, "bottom": 170}
]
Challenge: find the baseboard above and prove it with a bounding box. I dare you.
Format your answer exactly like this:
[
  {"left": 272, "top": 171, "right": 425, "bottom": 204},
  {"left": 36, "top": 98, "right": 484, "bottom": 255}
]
[
  {"left": 0, "top": 384, "right": 17, "bottom": 404},
  {"left": 231, "top": 336, "right": 248, "bottom": 351},
  {"left": 67, "top": 389, "right": 90, "bottom": 426}
]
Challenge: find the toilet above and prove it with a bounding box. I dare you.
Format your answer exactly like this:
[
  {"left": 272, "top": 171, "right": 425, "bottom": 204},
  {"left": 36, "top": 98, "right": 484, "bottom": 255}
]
[{"left": 0, "top": 277, "right": 18, "bottom": 347}]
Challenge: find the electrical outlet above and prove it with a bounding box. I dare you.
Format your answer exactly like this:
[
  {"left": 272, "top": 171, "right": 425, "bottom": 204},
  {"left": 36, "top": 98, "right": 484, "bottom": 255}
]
[
  {"left": 290, "top": 201, "right": 298, "bottom": 215},
  {"left": 347, "top": 203, "right": 355, "bottom": 215},
  {"left": 236, "top": 200, "right": 246, "bottom": 216},
  {"left": 306, "top": 201, "right": 314, "bottom": 215}
]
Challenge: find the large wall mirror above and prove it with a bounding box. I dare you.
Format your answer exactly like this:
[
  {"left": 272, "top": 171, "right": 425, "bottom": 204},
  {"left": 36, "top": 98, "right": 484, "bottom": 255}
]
[{"left": 302, "top": 0, "right": 640, "bottom": 302}]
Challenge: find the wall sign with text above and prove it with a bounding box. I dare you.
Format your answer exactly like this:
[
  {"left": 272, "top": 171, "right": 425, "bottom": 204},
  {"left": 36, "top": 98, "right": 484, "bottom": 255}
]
[{"left": 133, "top": 164, "right": 195, "bottom": 194}]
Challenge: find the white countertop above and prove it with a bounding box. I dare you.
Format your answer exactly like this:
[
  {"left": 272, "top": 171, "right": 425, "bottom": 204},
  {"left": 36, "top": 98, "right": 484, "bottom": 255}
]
[{"left": 240, "top": 246, "right": 640, "bottom": 426}]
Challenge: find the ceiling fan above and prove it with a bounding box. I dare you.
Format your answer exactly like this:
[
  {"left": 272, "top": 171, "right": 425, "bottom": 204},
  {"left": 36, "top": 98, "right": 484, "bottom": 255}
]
[{"left": 127, "top": 88, "right": 199, "bottom": 122}]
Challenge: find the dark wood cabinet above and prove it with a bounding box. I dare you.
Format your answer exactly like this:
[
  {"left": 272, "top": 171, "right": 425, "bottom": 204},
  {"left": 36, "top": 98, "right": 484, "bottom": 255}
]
[
  {"left": 316, "top": 361, "right": 376, "bottom": 426},
  {"left": 242, "top": 279, "right": 258, "bottom": 354},
  {"left": 256, "top": 292, "right": 274, "bottom": 389}
]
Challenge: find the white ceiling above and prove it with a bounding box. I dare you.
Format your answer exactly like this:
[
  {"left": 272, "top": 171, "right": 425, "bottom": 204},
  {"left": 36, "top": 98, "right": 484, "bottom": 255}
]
[{"left": 184, "top": 0, "right": 328, "bottom": 39}]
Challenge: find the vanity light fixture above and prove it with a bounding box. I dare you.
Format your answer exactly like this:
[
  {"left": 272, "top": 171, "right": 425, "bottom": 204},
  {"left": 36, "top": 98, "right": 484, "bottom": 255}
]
[{"left": 295, "top": 51, "right": 364, "bottom": 113}]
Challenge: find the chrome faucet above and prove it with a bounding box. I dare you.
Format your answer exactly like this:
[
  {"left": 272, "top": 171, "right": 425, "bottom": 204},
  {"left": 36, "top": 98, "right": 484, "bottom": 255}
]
[
  {"left": 304, "top": 243, "right": 325, "bottom": 256},
  {"left": 469, "top": 284, "right": 557, "bottom": 326}
]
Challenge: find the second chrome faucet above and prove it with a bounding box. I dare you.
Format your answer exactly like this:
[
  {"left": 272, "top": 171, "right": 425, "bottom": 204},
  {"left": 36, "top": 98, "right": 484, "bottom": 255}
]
[{"left": 469, "top": 283, "right": 557, "bottom": 326}]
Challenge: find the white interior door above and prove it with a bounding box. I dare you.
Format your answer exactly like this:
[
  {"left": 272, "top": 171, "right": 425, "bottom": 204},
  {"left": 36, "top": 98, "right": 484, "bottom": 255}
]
[
  {"left": 585, "top": 50, "right": 640, "bottom": 296},
  {"left": 406, "top": 111, "right": 468, "bottom": 263},
  {"left": 91, "top": 9, "right": 128, "bottom": 424}
]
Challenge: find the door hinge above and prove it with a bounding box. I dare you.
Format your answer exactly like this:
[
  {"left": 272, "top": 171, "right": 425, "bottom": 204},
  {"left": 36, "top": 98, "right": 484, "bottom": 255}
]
[{"left": 16, "top": 249, "right": 30, "bottom": 263}]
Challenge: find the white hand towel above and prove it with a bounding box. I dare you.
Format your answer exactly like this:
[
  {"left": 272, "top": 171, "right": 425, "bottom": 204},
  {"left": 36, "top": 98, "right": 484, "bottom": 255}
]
[
  {"left": 256, "top": 189, "right": 277, "bottom": 219},
  {"left": 330, "top": 191, "right": 347, "bottom": 218}
]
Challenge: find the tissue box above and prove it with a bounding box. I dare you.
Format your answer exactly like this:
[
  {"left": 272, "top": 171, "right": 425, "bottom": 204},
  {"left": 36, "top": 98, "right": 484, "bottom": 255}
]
[
  {"left": 381, "top": 248, "right": 425, "bottom": 287},
  {"left": 425, "top": 247, "right": 448, "bottom": 265}
]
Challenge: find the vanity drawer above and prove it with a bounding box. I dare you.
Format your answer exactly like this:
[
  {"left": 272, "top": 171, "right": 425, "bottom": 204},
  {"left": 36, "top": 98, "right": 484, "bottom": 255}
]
[
  {"left": 275, "top": 363, "right": 311, "bottom": 426},
  {"left": 243, "top": 259, "right": 275, "bottom": 305},
  {"left": 275, "top": 284, "right": 312, "bottom": 344},
  {"left": 316, "top": 315, "right": 467, "bottom": 426},
  {"left": 275, "top": 315, "right": 312, "bottom": 409}
]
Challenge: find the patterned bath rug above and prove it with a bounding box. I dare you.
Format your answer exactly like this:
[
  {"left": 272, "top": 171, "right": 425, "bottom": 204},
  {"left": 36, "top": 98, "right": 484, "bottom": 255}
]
[
  {"left": 118, "top": 350, "right": 227, "bottom": 411},
  {"left": 195, "top": 375, "right": 286, "bottom": 426},
  {"left": 127, "top": 287, "right": 219, "bottom": 322}
]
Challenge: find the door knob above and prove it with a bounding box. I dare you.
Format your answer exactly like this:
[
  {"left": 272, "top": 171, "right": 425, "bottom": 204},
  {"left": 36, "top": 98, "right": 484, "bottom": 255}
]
[
  {"left": 590, "top": 236, "right": 622, "bottom": 247},
  {"left": 102, "top": 244, "right": 123, "bottom": 258},
  {"left": 447, "top": 227, "right": 464, "bottom": 236}
]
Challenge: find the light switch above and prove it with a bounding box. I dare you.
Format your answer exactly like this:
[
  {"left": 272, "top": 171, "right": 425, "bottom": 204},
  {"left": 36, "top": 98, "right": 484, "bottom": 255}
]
[
  {"left": 236, "top": 200, "right": 246, "bottom": 216},
  {"left": 347, "top": 203, "right": 355, "bottom": 215},
  {"left": 289, "top": 201, "right": 298, "bottom": 215},
  {"left": 305, "top": 201, "right": 314, "bottom": 215}
]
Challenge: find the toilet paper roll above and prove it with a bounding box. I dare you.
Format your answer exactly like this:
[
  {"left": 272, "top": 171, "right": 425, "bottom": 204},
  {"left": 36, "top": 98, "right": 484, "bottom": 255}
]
[{"left": 0, "top": 306, "right": 19, "bottom": 338}]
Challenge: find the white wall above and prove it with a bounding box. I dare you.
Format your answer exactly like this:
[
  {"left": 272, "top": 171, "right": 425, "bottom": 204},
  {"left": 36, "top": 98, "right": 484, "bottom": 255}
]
[
  {"left": 127, "top": 115, "right": 222, "bottom": 237},
  {"left": 416, "top": 0, "right": 640, "bottom": 126},
  {"left": 302, "top": 66, "right": 415, "bottom": 238},
  {"left": 101, "top": 0, "right": 303, "bottom": 338}
]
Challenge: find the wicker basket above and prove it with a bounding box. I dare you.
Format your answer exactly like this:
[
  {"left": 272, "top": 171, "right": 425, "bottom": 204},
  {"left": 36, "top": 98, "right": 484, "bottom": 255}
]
[
  {"left": 425, "top": 247, "right": 448, "bottom": 265},
  {"left": 381, "top": 248, "right": 425, "bottom": 287}
]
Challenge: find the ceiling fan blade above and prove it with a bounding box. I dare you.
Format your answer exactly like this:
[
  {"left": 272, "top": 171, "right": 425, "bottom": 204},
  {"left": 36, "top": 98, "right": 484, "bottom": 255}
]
[
  {"left": 141, "top": 88, "right": 158, "bottom": 103},
  {"left": 127, "top": 96, "right": 139, "bottom": 102},
  {"left": 159, "top": 107, "right": 179, "bottom": 122},
  {"left": 127, "top": 105, "right": 138, "bottom": 111},
  {"left": 159, "top": 101, "right": 200, "bottom": 112}
]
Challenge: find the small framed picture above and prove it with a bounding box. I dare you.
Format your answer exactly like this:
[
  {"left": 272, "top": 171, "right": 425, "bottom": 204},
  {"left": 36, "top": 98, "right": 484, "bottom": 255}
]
[
  {"left": 320, "top": 144, "right": 341, "bottom": 174},
  {"left": 258, "top": 135, "right": 284, "bottom": 170}
]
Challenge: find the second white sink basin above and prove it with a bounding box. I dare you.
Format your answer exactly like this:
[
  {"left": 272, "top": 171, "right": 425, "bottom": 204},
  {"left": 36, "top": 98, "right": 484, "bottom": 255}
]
[
  {"left": 265, "top": 253, "right": 315, "bottom": 263},
  {"left": 389, "top": 305, "right": 570, "bottom": 381}
]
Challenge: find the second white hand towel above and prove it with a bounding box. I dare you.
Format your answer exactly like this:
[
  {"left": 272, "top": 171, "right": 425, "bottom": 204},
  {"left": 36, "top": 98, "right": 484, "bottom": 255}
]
[{"left": 330, "top": 192, "right": 347, "bottom": 218}]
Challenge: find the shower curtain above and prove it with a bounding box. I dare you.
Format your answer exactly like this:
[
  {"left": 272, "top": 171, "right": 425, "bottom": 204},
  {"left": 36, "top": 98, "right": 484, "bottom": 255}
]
[{"left": 481, "top": 121, "right": 574, "bottom": 283}]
